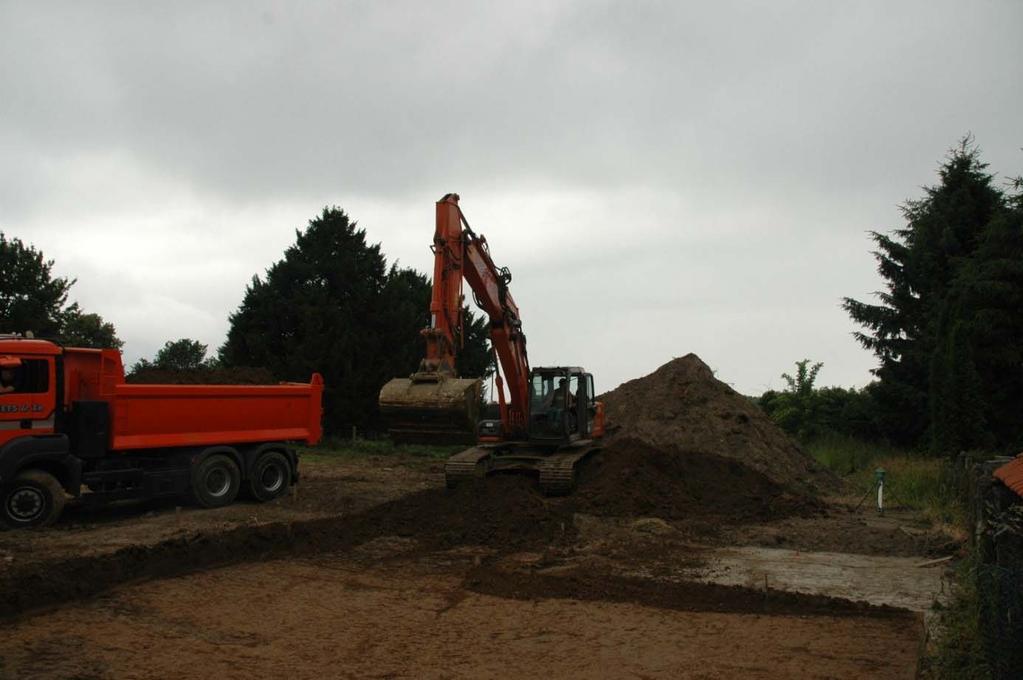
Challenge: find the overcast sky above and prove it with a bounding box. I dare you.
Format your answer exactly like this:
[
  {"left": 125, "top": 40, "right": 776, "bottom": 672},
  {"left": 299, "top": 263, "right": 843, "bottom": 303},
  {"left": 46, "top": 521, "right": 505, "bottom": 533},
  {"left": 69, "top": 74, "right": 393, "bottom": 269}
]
[{"left": 1, "top": 1, "right": 1020, "bottom": 395}]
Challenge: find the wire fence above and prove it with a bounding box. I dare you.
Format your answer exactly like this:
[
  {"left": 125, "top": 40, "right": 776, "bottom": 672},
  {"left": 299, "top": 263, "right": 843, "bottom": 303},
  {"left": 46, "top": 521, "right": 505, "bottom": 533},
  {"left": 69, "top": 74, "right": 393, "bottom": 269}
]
[{"left": 964, "top": 456, "right": 1023, "bottom": 680}]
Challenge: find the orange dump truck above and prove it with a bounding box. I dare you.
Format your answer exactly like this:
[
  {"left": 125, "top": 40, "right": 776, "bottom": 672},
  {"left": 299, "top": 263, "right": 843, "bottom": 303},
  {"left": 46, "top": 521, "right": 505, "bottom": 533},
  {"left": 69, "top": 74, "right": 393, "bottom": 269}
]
[{"left": 0, "top": 336, "right": 323, "bottom": 528}]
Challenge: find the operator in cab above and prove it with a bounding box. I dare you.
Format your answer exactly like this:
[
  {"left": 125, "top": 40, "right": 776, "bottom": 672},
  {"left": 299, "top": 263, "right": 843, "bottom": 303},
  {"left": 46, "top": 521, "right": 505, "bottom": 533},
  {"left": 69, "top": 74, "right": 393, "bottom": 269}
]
[{"left": 0, "top": 367, "right": 17, "bottom": 394}]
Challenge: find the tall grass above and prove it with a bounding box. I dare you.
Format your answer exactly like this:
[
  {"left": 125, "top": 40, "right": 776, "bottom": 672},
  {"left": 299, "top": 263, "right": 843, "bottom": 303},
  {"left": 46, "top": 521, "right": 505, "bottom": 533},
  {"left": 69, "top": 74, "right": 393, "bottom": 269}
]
[
  {"left": 804, "top": 433, "right": 962, "bottom": 526},
  {"left": 805, "top": 433, "right": 908, "bottom": 475}
]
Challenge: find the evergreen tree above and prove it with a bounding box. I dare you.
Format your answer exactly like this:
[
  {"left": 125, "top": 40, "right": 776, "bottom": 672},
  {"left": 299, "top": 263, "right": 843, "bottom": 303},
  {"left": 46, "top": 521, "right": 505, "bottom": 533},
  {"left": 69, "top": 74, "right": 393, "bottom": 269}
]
[
  {"left": 220, "top": 207, "right": 492, "bottom": 434},
  {"left": 930, "top": 187, "right": 1023, "bottom": 454},
  {"left": 843, "top": 138, "right": 1003, "bottom": 447}
]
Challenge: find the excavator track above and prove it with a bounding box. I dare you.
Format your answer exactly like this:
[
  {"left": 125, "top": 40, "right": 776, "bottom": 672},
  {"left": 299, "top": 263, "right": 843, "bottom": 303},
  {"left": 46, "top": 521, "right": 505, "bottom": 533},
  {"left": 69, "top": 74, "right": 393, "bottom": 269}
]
[
  {"left": 444, "top": 447, "right": 494, "bottom": 489},
  {"left": 445, "top": 442, "right": 601, "bottom": 495},
  {"left": 537, "top": 446, "right": 599, "bottom": 496}
]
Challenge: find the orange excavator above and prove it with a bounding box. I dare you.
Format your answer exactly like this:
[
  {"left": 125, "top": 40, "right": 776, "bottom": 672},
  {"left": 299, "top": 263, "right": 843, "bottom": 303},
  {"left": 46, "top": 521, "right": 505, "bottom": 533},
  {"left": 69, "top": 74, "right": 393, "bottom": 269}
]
[{"left": 378, "top": 194, "right": 604, "bottom": 495}]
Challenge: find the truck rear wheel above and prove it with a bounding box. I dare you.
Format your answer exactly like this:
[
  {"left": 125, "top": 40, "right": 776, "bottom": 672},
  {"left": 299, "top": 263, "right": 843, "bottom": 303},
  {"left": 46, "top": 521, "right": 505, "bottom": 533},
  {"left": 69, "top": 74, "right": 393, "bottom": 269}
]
[
  {"left": 247, "top": 451, "right": 292, "bottom": 502},
  {"left": 1, "top": 470, "right": 66, "bottom": 529},
  {"left": 190, "top": 454, "right": 241, "bottom": 509}
]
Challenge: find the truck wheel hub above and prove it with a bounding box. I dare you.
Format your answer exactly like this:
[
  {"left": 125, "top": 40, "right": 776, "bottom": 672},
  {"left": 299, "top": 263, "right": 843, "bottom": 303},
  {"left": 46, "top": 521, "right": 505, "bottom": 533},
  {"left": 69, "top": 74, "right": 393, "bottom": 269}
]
[
  {"left": 6, "top": 487, "right": 44, "bottom": 521},
  {"left": 205, "top": 469, "right": 231, "bottom": 497},
  {"left": 260, "top": 465, "right": 284, "bottom": 492}
]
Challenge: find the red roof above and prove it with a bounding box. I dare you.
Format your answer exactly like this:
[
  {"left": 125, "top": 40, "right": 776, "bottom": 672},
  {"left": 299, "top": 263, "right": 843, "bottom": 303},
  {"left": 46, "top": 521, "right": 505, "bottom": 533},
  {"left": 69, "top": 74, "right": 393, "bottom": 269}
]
[{"left": 994, "top": 455, "right": 1023, "bottom": 499}]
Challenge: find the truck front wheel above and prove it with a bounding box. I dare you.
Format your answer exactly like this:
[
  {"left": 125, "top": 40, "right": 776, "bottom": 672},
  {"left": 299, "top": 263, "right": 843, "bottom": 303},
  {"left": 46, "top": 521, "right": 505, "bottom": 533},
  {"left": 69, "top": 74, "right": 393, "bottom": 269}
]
[
  {"left": 247, "top": 451, "right": 292, "bottom": 502},
  {"left": 1, "top": 470, "right": 66, "bottom": 529},
  {"left": 190, "top": 454, "right": 241, "bottom": 509}
]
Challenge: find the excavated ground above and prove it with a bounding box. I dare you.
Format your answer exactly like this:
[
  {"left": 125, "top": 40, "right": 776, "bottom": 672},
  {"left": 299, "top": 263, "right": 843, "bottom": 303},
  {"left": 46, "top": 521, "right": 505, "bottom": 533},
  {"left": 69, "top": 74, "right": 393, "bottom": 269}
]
[
  {"left": 0, "top": 457, "right": 946, "bottom": 679},
  {"left": 0, "top": 554, "right": 925, "bottom": 680},
  {"left": 0, "top": 355, "right": 954, "bottom": 678}
]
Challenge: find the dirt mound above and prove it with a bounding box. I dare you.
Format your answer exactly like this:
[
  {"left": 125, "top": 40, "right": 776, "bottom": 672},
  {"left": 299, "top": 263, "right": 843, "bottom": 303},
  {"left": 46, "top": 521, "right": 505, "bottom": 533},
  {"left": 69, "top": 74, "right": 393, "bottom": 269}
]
[
  {"left": 600, "top": 354, "right": 837, "bottom": 495},
  {"left": 351, "top": 474, "right": 574, "bottom": 550},
  {"left": 571, "top": 439, "right": 823, "bottom": 527}
]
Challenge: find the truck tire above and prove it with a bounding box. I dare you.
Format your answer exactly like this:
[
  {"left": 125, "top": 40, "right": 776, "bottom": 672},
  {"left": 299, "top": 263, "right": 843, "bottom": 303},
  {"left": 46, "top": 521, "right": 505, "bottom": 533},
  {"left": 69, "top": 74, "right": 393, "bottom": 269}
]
[
  {"left": 190, "top": 454, "right": 241, "bottom": 509},
  {"left": 247, "top": 451, "right": 292, "bottom": 502},
  {"left": 1, "top": 469, "right": 66, "bottom": 529}
]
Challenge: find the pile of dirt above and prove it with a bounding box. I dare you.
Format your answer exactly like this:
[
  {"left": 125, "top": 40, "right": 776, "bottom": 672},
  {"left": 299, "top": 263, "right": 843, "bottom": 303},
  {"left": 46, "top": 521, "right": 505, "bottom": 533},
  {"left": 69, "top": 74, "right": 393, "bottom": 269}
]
[
  {"left": 349, "top": 474, "right": 574, "bottom": 550},
  {"left": 571, "top": 439, "right": 823, "bottom": 527},
  {"left": 600, "top": 354, "right": 837, "bottom": 496}
]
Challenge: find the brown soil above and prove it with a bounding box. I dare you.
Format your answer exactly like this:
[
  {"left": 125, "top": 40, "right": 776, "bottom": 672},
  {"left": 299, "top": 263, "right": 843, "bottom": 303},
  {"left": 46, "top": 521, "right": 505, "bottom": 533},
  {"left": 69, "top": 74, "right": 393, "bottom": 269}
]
[
  {"left": 715, "top": 502, "right": 961, "bottom": 557},
  {"left": 0, "top": 450, "right": 954, "bottom": 621},
  {"left": 0, "top": 557, "right": 924, "bottom": 680},
  {"left": 0, "top": 452, "right": 944, "bottom": 679},
  {"left": 0, "top": 474, "right": 571, "bottom": 618},
  {"left": 600, "top": 354, "right": 838, "bottom": 495},
  {"left": 467, "top": 562, "right": 911, "bottom": 619},
  {"left": 571, "top": 439, "right": 824, "bottom": 529}
]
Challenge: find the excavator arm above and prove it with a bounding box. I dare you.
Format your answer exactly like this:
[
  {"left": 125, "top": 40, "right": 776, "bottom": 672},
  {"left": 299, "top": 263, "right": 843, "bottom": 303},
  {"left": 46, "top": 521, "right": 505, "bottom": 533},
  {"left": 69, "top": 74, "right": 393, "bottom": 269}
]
[
  {"left": 459, "top": 205, "right": 530, "bottom": 438},
  {"left": 379, "top": 193, "right": 530, "bottom": 443}
]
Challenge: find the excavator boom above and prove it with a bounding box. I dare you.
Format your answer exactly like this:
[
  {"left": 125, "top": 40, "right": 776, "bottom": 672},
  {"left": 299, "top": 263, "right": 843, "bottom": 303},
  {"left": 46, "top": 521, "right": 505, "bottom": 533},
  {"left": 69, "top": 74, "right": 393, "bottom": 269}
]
[{"left": 378, "top": 195, "right": 483, "bottom": 444}]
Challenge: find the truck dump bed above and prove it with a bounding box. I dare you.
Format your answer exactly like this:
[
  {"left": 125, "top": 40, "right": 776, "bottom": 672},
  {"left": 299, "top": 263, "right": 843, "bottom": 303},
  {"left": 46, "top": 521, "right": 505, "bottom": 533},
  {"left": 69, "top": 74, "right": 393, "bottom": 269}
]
[
  {"left": 109, "top": 377, "right": 324, "bottom": 451},
  {"left": 59, "top": 347, "right": 324, "bottom": 452}
]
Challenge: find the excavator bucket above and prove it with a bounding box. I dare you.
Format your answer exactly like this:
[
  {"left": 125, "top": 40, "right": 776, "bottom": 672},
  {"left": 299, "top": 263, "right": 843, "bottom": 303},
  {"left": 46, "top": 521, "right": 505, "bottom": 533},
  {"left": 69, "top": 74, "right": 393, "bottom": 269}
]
[{"left": 379, "top": 374, "right": 482, "bottom": 445}]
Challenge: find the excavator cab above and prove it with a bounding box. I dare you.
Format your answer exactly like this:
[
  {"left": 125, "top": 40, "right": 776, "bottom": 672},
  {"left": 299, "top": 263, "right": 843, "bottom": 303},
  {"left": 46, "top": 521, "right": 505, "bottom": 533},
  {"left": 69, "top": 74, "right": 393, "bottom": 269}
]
[{"left": 527, "top": 367, "right": 601, "bottom": 446}]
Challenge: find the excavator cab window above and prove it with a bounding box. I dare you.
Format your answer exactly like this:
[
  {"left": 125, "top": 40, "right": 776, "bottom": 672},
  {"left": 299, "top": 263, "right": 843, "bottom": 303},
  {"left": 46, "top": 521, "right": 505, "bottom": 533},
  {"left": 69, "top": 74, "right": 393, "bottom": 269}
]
[
  {"left": 567, "top": 375, "right": 580, "bottom": 434},
  {"left": 529, "top": 371, "right": 570, "bottom": 440},
  {"left": 585, "top": 374, "right": 596, "bottom": 433}
]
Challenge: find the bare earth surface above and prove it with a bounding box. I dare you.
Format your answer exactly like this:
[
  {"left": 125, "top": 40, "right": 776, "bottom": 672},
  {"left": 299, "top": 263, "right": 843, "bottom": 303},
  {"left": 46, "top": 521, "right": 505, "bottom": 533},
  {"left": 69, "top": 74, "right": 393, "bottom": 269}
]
[
  {"left": 0, "top": 455, "right": 435, "bottom": 565},
  {"left": 0, "top": 554, "right": 923, "bottom": 680},
  {"left": 0, "top": 452, "right": 952, "bottom": 679}
]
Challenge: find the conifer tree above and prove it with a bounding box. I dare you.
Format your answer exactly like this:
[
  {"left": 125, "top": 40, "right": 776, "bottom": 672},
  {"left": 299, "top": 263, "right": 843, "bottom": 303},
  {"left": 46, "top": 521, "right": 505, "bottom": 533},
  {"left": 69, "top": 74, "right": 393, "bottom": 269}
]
[
  {"left": 220, "top": 207, "right": 492, "bottom": 434},
  {"left": 843, "top": 138, "right": 1003, "bottom": 446},
  {"left": 930, "top": 187, "right": 1023, "bottom": 454}
]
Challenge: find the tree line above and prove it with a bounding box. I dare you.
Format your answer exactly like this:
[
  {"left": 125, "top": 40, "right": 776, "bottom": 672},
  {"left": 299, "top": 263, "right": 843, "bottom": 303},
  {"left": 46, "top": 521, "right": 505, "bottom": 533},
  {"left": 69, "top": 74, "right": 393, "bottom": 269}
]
[
  {"left": 762, "top": 138, "right": 1022, "bottom": 457},
  {"left": 1, "top": 208, "right": 492, "bottom": 435}
]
